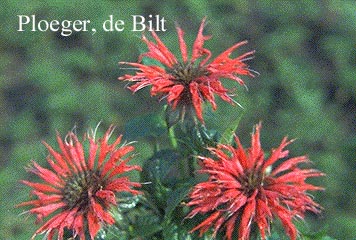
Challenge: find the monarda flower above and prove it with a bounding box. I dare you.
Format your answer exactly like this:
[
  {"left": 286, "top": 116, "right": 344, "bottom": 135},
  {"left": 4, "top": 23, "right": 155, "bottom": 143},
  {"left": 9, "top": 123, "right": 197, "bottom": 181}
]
[
  {"left": 119, "top": 18, "right": 255, "bottom": 123},
  {"left": 186, "top": 123, "right": 324, "bottom": 240},
  {"left": 18, "top": 126, "right": 141, "bottom": 240}
]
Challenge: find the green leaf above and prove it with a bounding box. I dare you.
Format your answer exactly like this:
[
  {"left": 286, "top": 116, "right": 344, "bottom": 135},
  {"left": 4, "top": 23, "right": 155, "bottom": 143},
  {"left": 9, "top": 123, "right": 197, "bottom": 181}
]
[
  {"left": 107, "top": 195, "right": 163, "bottom": 240},
  {"left": 140, "top": 150, "right": 185, "bottom": 208},
  {"left": 118, "top": 194, "right": 140, "bottom": 210},
  {"left": 220, "top": 108, "right": 244, "bottom": 145},
  {"left": 173, "top": 122, "right": 220, "bottom": 156},
  {"left": 124, "top": 112, "right": 167, "bottom": 140},
  {"left": 130, "top": 214, "right": 163, "bottom": 238},
  {"left": 165, "top": 183, "right": 193, "bottom": 218},
  {"left": 162, "top": 219, "right": 192, "bottom": 240},
  {"left": 141, "top": 150, "right": 185, "bottom": 187},
  {"left": 194, "top": 124, "right": 220, "bottom": 147},
  {"left": 95, "top": 226, "right": 129, "bottom": 240},
  {"left": 201, "top": 89, "right": 247, "bottom": 145}
]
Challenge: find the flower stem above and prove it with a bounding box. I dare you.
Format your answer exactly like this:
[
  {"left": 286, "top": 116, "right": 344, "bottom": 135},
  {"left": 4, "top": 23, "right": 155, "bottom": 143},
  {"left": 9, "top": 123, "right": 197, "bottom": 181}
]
[{"left": 168, "top": 126, "right": 178, "bottom": 149}]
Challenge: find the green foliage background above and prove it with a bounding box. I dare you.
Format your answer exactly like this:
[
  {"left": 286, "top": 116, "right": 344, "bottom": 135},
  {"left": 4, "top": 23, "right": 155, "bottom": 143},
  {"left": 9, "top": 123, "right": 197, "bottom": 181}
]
[{"left": 0, "top": 0, "right": 355, "bottom": 239}]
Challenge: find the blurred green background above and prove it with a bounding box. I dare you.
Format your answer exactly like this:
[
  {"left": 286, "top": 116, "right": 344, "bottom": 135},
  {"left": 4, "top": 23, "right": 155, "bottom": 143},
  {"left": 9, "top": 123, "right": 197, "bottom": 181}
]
[{"left": 1, "top": 0, "right": 355, "bottom": 239}]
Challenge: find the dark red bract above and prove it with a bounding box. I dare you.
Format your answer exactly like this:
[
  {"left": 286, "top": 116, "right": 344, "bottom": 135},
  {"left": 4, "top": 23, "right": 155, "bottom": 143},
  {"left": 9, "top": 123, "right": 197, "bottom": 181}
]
[
  {"left": 18, "top": 126, "right": 141, "bottom": 240},
  {"left": 186, "top": 123, "right": 324, "bottom": 240},
  {"left": 119, "top": 18, "right": 255, "bottom": 123}
]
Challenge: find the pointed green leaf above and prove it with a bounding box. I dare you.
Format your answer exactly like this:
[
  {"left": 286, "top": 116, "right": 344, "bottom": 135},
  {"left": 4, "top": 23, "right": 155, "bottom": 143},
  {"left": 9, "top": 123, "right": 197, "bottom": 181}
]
[
  {"left": 165, "top": 183, "right": 193, "bottom": 218},
  {"left": 140, "top": 150, "right": 186, "bottom": 208},
  {"left": 202, "top": 89, "right": 248, "bottom": 145},
  {"left": 220, "top": 109, "right": 244, "bottom": 145}
]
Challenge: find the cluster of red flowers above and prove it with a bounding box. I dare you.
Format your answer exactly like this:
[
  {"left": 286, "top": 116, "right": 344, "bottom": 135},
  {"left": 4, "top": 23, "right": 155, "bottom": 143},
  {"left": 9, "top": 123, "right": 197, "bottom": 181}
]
[{"left": 19, "top": 19, "right": 324, "bottom": 240}]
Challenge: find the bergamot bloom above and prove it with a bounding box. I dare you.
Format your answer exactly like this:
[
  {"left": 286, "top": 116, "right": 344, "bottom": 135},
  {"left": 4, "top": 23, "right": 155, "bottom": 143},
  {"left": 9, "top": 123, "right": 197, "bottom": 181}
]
[
  {"left": 18, "top": 126, "right": 141, "bottom": 240},
  {"left": 186, "top": 123, "right": 324, "bottom": 240},
  {"left": 119, "top": 18, "right": 255, "bottom": 124}
]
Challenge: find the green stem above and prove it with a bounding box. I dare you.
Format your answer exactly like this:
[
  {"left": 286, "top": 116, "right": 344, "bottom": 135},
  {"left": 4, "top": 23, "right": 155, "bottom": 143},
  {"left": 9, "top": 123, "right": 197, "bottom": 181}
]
[
  {"left": 168, "top": 126, "right": 178, "bottom": 149},
  {"left": 168, "top": 126, "right": 189, "bottom": 178}
]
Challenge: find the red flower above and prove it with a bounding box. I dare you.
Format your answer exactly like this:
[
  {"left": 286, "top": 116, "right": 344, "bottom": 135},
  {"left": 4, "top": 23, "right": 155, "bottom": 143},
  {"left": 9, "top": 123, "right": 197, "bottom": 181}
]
[
  {"left": 186, "top": 123, "right": 324, "bottom": 240},
  {"left": 18, "top": 126, "right": 141, "bottom": 240},
  {"left": 119, "top": 18, "right": 255, "bottom": 123}
]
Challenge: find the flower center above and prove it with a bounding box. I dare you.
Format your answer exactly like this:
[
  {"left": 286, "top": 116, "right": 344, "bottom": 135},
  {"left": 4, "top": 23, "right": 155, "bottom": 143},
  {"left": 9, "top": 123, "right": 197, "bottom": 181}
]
[
  {"left": 169, "top": 62, "right": 209, "bottom": 84},
  {"left": 240, "top": 169, "right": 264, "bottom": 196},
  {"left": 62, "top": 170, "right": 104, "bottom": 210}
]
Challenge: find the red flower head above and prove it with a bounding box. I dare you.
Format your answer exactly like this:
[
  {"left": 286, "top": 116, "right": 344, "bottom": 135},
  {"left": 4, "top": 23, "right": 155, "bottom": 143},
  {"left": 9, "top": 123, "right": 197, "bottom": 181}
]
[
  {"left": 119, "top": 18, "right": 255, "bottom": 123},
  {"left": 18, "top": 126, "right": 141, "bottom": 240},
  {"left": 186, "top": 123, "right": 324, "bottom": 240}
]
